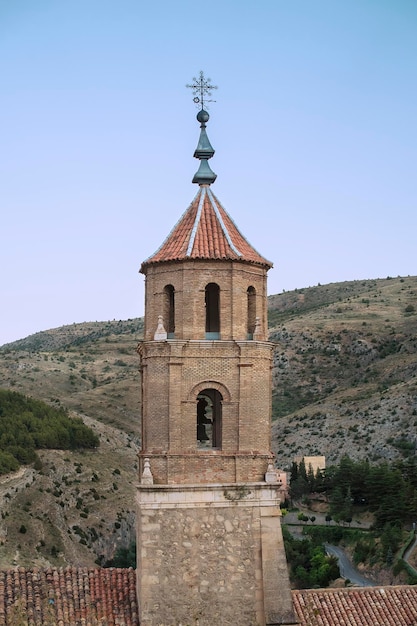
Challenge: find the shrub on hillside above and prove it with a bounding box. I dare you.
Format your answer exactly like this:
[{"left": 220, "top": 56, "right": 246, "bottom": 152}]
[{"left": 0, "top": 389, "right": 99, "bottom": 475}]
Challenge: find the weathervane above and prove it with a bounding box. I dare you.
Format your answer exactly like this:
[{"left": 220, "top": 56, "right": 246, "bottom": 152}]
[{"left": 186, "top": 71, "right": 217, "bottom": 109}]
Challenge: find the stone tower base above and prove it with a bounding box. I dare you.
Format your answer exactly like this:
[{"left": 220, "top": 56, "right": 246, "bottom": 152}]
[{"left": 136, "top": 483, "right": 299, "bottom": 626}]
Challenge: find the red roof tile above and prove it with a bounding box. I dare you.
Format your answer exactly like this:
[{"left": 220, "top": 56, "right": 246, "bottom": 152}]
[
  {"left": 292, "top": 585, "right": 417, "bottom": 626},
  {"left": 2, "top": 565, "right": 417, "bottom": 626},
  {"left": 0, "top": 567, "right": 138, "bottom": 625},
  {"left": 140, "top": 185, "right": 272, "bottom": 272}
]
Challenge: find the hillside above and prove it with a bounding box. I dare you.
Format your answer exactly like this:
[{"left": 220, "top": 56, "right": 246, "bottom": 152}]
[
  {"left": 0, "top": 318, "right": 143, "bottom": 436},
  {"left": 0, "top": 277, "right": 416, "bottom": 568},
  {"left": 269, "top": 276, "right": 417, "bottom": 466},
  {"left": 0, "top": 319, "right": 142, "bottom": 569}
]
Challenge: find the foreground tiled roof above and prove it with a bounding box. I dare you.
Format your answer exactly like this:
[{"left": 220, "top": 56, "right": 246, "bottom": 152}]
[
  {"left": 293, "top": 585, "right": 417, "bottom": 626},
  {"left": 140, "top": 185, "right": 272, "bottom": 272},
  {"left": 2, "top": 566, "right": 417, "bottom": 626},
  {"left": 0, "top": 566, "right": 138, "bottom": 625}
]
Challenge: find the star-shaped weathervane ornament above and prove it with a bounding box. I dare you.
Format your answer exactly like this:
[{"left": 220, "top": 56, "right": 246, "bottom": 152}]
[{"left": 186, "top": 71, "right": 217, "bottom": 109}]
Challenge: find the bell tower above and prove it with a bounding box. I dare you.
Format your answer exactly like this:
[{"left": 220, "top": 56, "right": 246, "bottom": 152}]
[{"left": 136, "top": 73, "right": 298, "bottom": 626}]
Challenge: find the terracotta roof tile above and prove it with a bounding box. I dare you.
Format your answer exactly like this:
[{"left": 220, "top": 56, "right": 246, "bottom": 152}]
[
  {"left": 2, "top": 565, "right": 417, "bottom": 625},
  {"left": 0, "top": 566, "right": 138, "bottom": 625},
  {"left": 292, "top": 585, "right": 417, "bottom": 626},
  {"left": 140, "top": 186, "right": 272, "bottom": 272}
]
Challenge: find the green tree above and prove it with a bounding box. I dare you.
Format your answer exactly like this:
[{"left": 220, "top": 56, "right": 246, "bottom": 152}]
[
  {"left": 104, "top": 541, "right": 136, "bottom": 568},
  {"left": 380, "top": 523, "right": 402, "bottom": 558},
  {"left": 0, "top": 388, "right": 99, "bottom": 474}
]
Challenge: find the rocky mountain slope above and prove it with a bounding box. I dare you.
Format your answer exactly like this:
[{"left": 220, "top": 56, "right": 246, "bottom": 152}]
[
  {"left": 0, "top": 276, "right": 416, "bottom": 568},
  {"left": 0, "top": 319, "right": 142, "bottom": 569},
  {"left": 269, "top": 276, "right": 417, "bottom": 467}
]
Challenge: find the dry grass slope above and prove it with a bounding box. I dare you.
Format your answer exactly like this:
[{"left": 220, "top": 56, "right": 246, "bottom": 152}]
[{"left": 269, "top": 276, "right": 417, "bottom": 467}]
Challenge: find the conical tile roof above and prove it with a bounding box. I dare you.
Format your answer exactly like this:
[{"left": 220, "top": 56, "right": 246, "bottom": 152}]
[{"left": 140, "top": 185, "right": 272, "bottom": 273}]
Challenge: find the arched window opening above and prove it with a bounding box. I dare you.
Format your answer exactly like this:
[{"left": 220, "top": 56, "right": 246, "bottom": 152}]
[
  {"left": 205, "top": 283, "right": 220, "bottom": 339},
  {"left": 196, "top": 389, "right": 222, "bottom": 449},
  {"left": 163, "top": 285, "right": 175, "bottom": 338},
  {"left": 247, "top": 286, "right": 256, "bottom": 339}
]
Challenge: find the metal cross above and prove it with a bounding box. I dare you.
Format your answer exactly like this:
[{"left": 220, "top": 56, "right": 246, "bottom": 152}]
[{"left": 186, "top": 71, "right": 217, "bottom": 109}]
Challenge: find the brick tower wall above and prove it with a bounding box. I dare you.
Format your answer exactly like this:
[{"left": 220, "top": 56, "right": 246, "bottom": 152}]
[
  {"left": 139, "top": 339, "right": 274, "bottom": 484},
  {"left": 142, "top": 260, "right": 269, "bottom": 342}
]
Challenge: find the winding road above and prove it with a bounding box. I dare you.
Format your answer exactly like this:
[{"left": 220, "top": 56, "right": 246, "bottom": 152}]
[
  {"left": 284, "top": 509, "right": 417, "bottom": 585},
  {"left": 324, "top": 544, "right": 377, "bottom": 587}
]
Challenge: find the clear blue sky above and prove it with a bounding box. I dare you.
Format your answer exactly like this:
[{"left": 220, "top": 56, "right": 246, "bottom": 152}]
[{"left": 1, "top": 0, "right": 416, "bottom": 345}]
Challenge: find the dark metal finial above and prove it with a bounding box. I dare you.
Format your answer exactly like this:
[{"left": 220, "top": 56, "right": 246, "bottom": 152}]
[{"left": 186, "top": 71, "right": 217, "bottom": 109}]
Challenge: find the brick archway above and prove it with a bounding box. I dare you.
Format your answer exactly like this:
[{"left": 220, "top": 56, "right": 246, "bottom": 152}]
[{"left": 188, "top": 380, "right": 231, "bottom": 403}]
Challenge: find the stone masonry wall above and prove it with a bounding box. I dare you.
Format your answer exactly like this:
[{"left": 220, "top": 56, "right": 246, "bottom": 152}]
[{"left": 136, "top": 484, "right": 297, "bottom": 626}]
